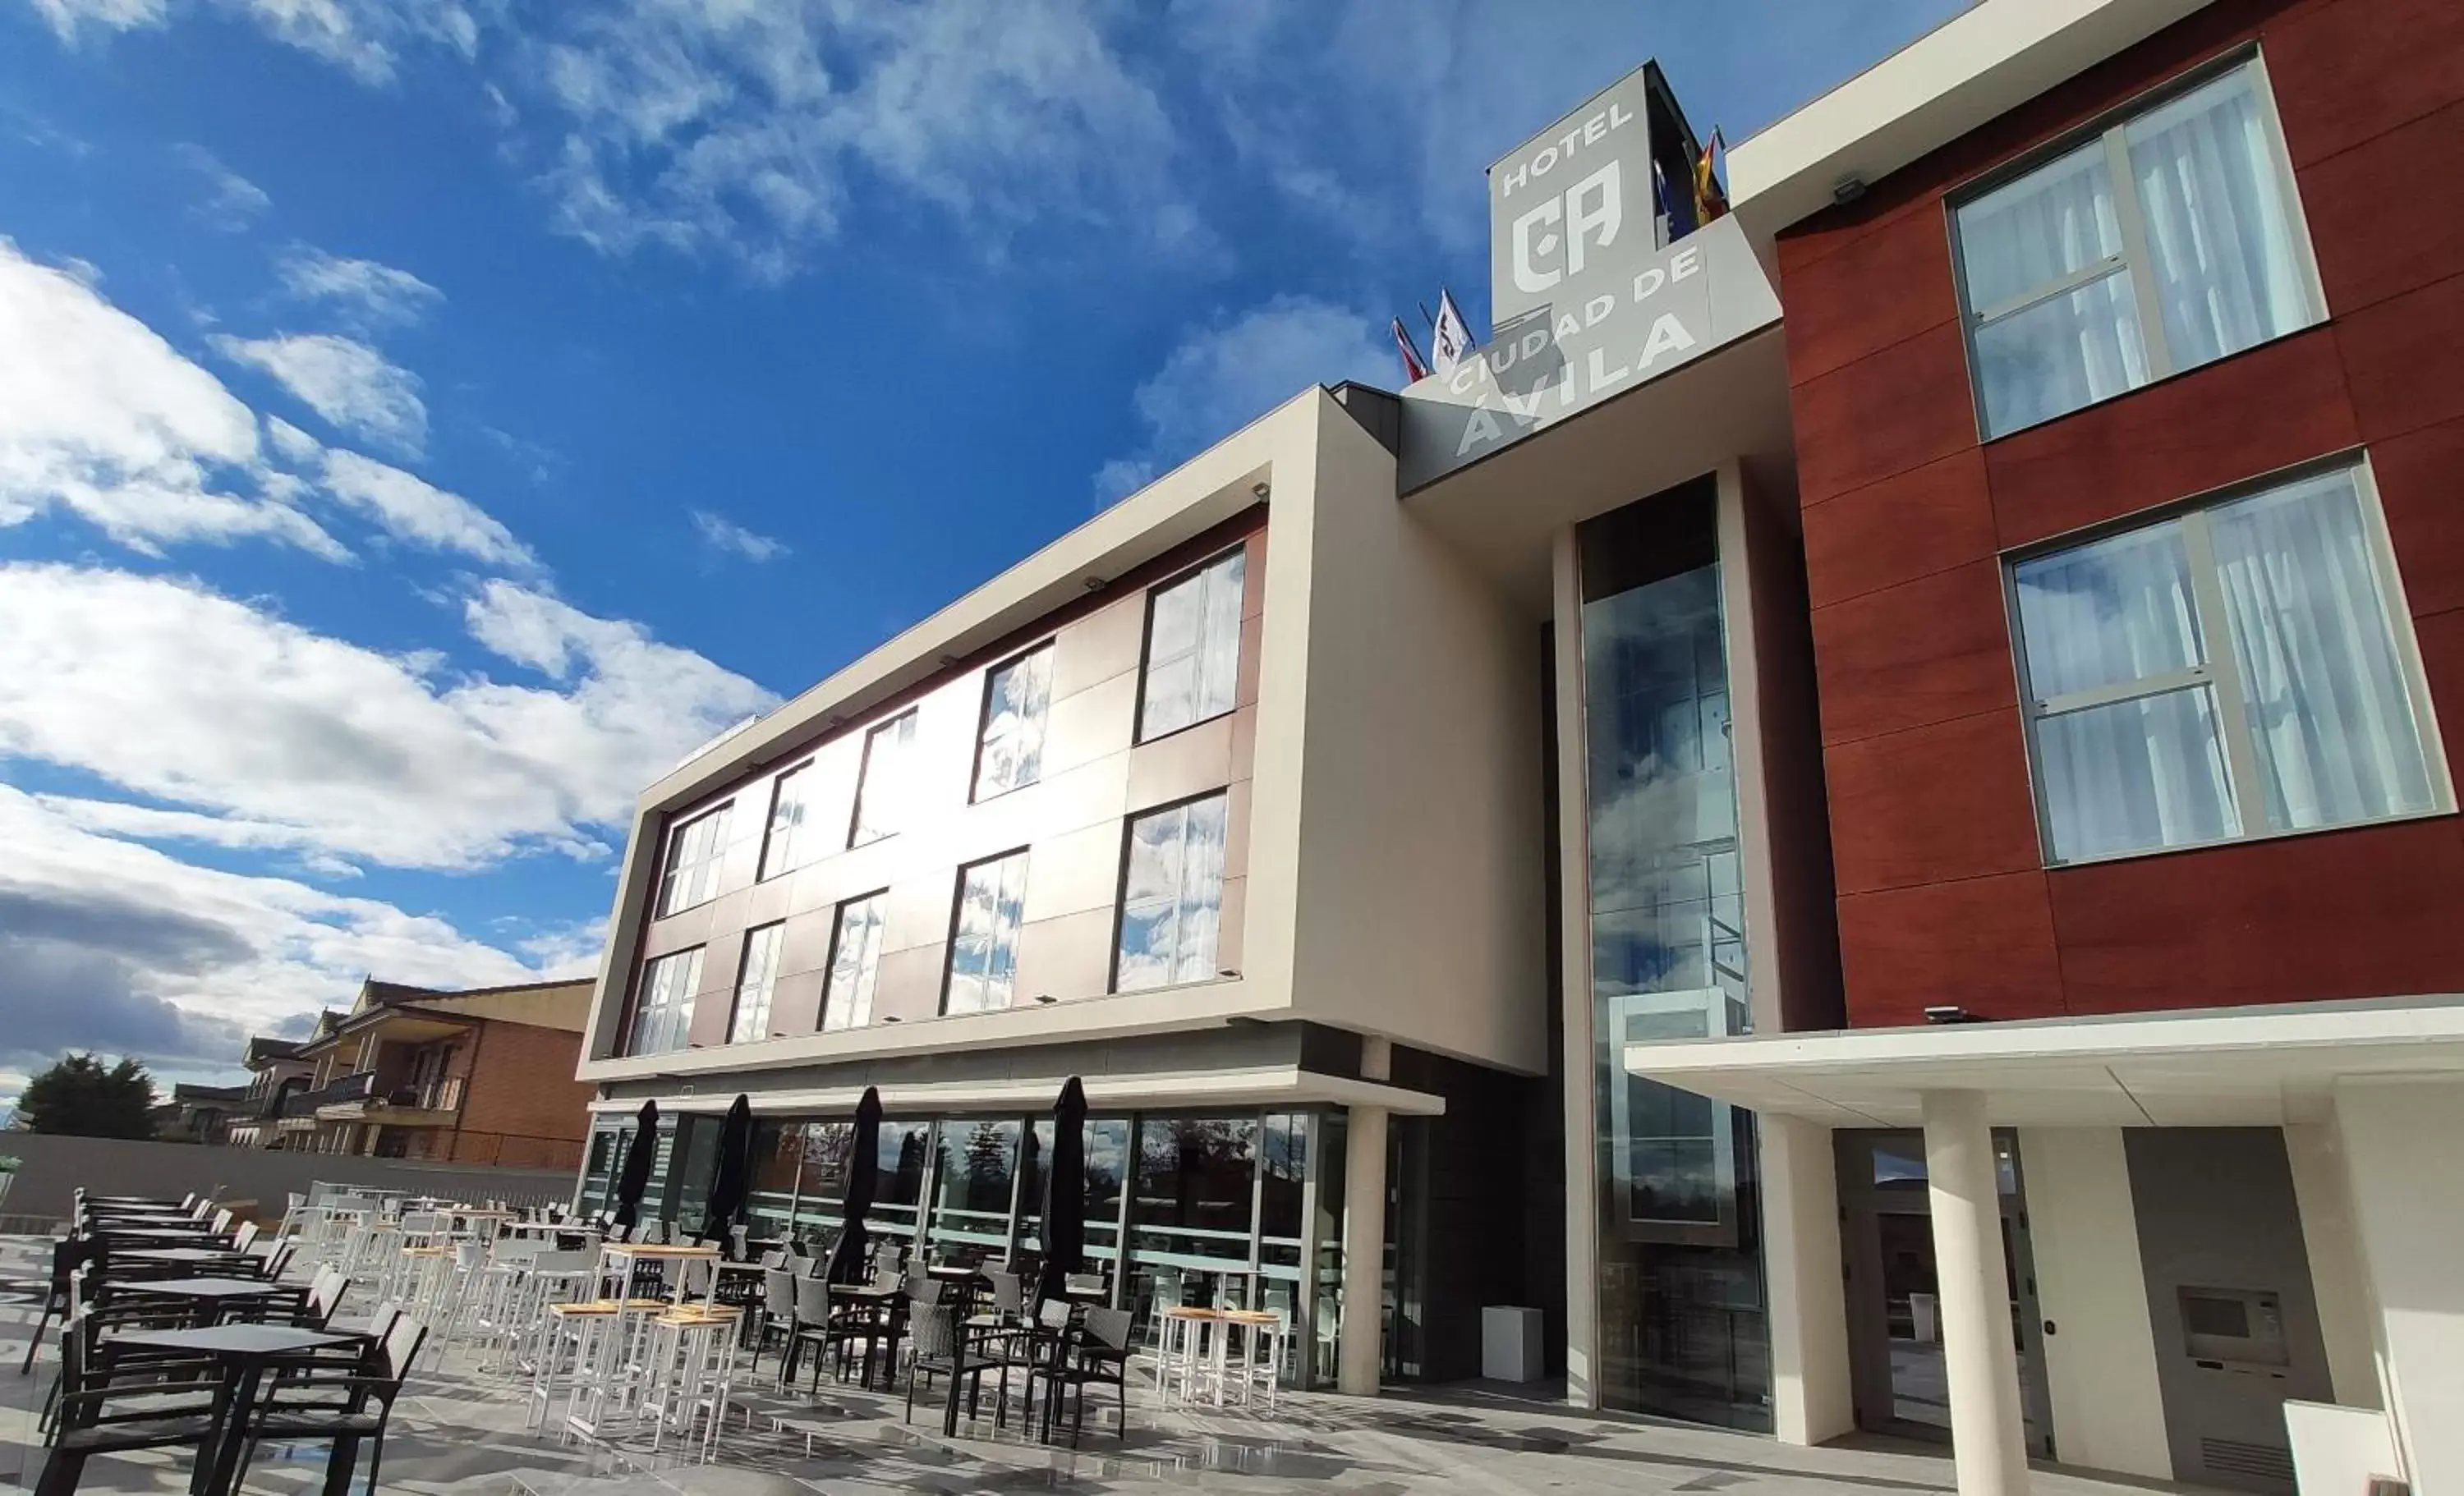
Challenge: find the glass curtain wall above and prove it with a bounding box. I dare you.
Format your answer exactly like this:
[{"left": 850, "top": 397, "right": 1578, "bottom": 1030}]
[{"left": 1577, "top": 479, "right": 1772, "bottom": 1429}]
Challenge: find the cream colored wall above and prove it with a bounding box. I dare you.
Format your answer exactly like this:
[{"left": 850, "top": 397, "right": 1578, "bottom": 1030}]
[
  {"left": 1762, "top": 1114, "right": 1855, "bottom": 1445},
  {"left": 1277, "top": 391, "right": 1548, "bottom": 1074},
  {"left": 2331, "top": 1077, "right": 2464, "bottom": 1491},
  {"left": 2283, "top": 1121, "right": 2384, "bottom": 1410},
  {"left": 2018, "top": 1127, "right": 2174, "bottom": 1481}
]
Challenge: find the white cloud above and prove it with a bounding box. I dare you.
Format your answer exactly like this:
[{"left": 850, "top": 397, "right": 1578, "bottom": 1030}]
[
  {"left": 28, "top": 0, "right": 166, "bottom": 39},
  {"left": 0, "top": 562, "right": 777, "bottom": 871},
  {"left": 0, "top": 238, "right": 347, "bottom": 559},
  {"left": 212, "top": 0, "right": 479, "bottom": 84},
  {"left": 172, "top": 143, "right": 273, "bottom": 231},
  {"left": 0, "top": 783, "right": 549, "bottom": 1069},
  {"left": 212, "top": 331, "right": 429, "bottom": 455},
  {"left": 324, "top": 448, "right": 537, "bottom": 569},
  {"left": 1098, "top": 296, "right": 1390, "bottom": 498},
  {"left": 278, "top": 246, "right": 444, "bottom": 328},
  {"left": 690, "top": 508, "right": 788, "bottom": 563}
]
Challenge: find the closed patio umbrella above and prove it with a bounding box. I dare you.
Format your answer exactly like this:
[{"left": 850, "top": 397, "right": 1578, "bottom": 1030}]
[
  {"left": 609, "top": 1099, "right": 659, "bottom": 1231},
  {"left": 696, "top": 1093, "right": 754, "bottom": 1248},
  {"left": 822, "top": 1086, "right": 882, "bottom": 1285},
  {"left": 1034, "top": 1076, "right": 1087, "bottom": 1309}
]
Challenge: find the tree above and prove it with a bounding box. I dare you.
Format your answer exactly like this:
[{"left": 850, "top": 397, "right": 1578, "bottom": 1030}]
[{"left": 16, "top": 1053, "right": 159, "bottom": 1139}]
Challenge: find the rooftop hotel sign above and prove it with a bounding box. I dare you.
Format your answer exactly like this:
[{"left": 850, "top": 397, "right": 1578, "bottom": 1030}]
[{"left": 1395, "top": 64, "right": 1781, "bottom": 493}]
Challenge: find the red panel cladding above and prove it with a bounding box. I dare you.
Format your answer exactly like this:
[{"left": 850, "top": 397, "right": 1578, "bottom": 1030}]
[
  {"left": 2408, "top": 605, "right": 2464, "bottom": 793},
  {"left": 2264, "top": 0, "right": 2464, "bottom": 168},
  {"left": 1984, "top": 331, "right": 2360, "bottom": 549},
  {"left": 1781, "top": 208, "right": 1961, "bottom": 388},
  {"left": 1837, "top": 871, "right": 2066, "bottom": 1027},
  {"left": 2336, "top": 271, "right": 2464, "bottom": 443},
  {"left": 2049, "top": 817, "right": 2464, "bottom": 1013},
  {"left": 1791, "top": 322, "right": 1979, "bottom": 508},
  {"left": 2296, "top": 100, "right": 2464, "bottom": 317},
  {"left": 1804, "top": 449, "right": 1998, "bottom": 611},
  {"left": 2370, "top": 416, "right": 2464, "bottom": 620},
  {"left": 1825, "top": 709, "right": 2045, "bottom": 896},
  {"left": 1813, "top": 558, "right": 2018, "bottom": 746}
]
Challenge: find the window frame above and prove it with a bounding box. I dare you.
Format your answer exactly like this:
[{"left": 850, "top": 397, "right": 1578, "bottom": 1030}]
[
  {"left": 847, "top": 709, "right": 920, "bottom": 849},
  {"left": 627, "top": 945, "right": 705, "bottom": 1056},
  {"left": 940, "top": 847, "right": 1032, "bottom": 1016},
  {"left": 970, "top": 642, "right": 1056, "bottom": 803},
  {"left": 1134, "top": 545, "right": 1249, "bottom": 745},
  {"left": 728, "top": 922, "right": 786, "bottom": 1044},
  {"left": 819, "top": 889, "right": 890, "bottom": 1032},
  {"left": 757, "top": 760, "right": 817, "bottom": 883},
  {"left": 1110, "top": 788, "right": 1234, "bottom": 994},
  {"left": 1945, "top": 46, "right": 2327, "bottom": 441},
  {"left": 2002, "top": 452, "right": 2452, "bottom": 868},
  {"left": 655, "top": 803, "right": 733, "bottom": 918}
]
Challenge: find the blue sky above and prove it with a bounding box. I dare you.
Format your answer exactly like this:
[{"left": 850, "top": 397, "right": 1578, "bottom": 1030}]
[{"left": 0, "top": 0, "right": 1965, "bottom": 1101}]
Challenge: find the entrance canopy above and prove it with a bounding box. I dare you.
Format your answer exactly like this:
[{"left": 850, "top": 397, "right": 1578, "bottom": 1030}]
[{"left": 1624, "top": 996, "right": 2464, "bottom": 1127}]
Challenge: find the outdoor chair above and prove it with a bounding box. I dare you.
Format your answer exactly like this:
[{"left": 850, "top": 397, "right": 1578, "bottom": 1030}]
[
  {"left": 747, "top": 1266, "right": 797, "bottom": 1374},
  {"left": 230, "top": 1311, "right": 428, "bottom": 1496},
  {"left": 901, "top": 1284, "right": 1002, "bottom": 1434},
  {"left": 30, "top": 1323, "right": 221, "bottom": 1496},
  {"left": 781, "top": 1272, "right": 862, "bottom": 1391},
  {"left": 1032, "top": 1305, "right": 1133, "bottom": 1448},
  {"left": 3, "top": 1237, "right": 94, "bottom": 1374}
]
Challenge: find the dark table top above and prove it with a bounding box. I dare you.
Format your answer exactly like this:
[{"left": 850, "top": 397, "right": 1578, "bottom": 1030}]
[
  {"left": 98, "top": 1227, "right": 223, "bottom": 1241},
  {"left": 926, "top": 1264, "right": 982, "bottom": 1279},
  {"left": 131, "top": 1277, "right": 292, "bottom": 1298},
  {"left": 117, "top": 1247, "right": 251, "bottom": 1264},
  {"left": 114, "top": 1324, "right": 352, "bottom": 1357}
]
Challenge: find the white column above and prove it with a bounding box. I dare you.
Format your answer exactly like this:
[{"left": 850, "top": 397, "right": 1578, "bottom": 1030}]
[
  {"left": 2016, "top": 1127, "right": 2170, "bottom": 1480},
  {"left": 1339, "top": 1102, "right": 1390, "bottom": 1395},
  {"left": 2332, "top": 1078, "right": 2464, "bottom": 1491},
  {"left": 1549, "top": 522, "right": 1600, "bottom": 1409},
  {"left": 1762, "top": 1113, "right": 1855, "bottom": 1445},
  {"left": 1922, "top": 1090, "right": 2030, "bottom": 1496}
]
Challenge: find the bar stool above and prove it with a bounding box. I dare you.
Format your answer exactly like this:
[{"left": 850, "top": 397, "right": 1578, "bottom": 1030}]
[
  {"left": 639, "top": 1304, "right": 744, "bottom": 1454},
  {"left": 1220, "top": 1308, "right": 1287, "bottom": 1411}
]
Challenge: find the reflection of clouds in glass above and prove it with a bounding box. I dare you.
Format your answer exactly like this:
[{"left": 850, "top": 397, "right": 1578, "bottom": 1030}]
[
  {"left": 946, "top": 851, "right": 1028, "bottom": 1013},
  {"left": 975, "top": 645, "right": 1053, "bottom": 799},
  {"left": 728, "top": 921, "right": 784, "bottom": 1042},
  {"left": 1139, "top": 549, "right": 1244, "bottom": 740},
  {"left": 1117, "top": 793, "right": 1226, "bottom": 992},
  {"left": 627, "top": 944, "right": 701, "bottom": 1053},
  {"left": 657, "top": 804, "right": 731, "bottom": 915},
  {"left": 849, "top": 709, "right": 917, "bottom": 846},
  {"left": 761, "top": 764, "right": 816, "bottom": 880},
  {"left": 822, "top": 893, "right": 885, "bottom": 1029}
]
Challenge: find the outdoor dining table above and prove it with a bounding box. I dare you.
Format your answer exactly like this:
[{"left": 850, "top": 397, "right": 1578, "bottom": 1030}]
[
  {"left": 834, "top": 1281, "right": 907, "bottom": 1389},
  {"left": 122, "top": 1277, "right": 295, "bottom": 1323},
  {"left": 114, "top": 1246, "right": 257, "bottom": 1268},
  {"left": 598, "top": 1240, "right": 718, "bottom": 1302},
  {"left": 110, "top": 1322, "right": 356, "bottom": 1496}
]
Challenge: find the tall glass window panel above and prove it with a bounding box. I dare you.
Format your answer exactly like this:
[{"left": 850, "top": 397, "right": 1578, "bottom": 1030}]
[
  {"left": 973, "top": 646, "right": 1054, "bottom": 800},
  {"left": 848, "top": 710, "right": 918, "bottom": 847},
  {"left": 873, "top": 1119, "right": 933, "bottom": 1240},
  {"left": 760, "top": 765, "right": 816, "bottom": 881},
  {"left": 2012, "top": 463, "right": 2439, "bottom": 862},
  {"left": 821, "top": 893, "right": 886, "bottom": 1030},
  {"left": 2209, "top": 470, "right": 2438, "bottom": 832},
  {"left": 729, "top": 923, "right": 784, "bottom": 1044},
  {"left": 656, "top": 805, "right": 732, "bottom": 916},
  {"left": 1131, "top": 1116, "right": 1257, "bottom": 1267},
  {"left": 945, "top": 851, "right": 1029, "bottom": 1015},
  {"left": 1115, "top": 794, "right": 1229, "bottom": 992},
  {"left": 1023, "top": 1116, "right": 1131, "bottom": 1269},
  {"left": 1138, "top": 548, "right": 1247, "bottom": 741},
  {"left": 929, "top": 1118, "right": 1018, "bottom": 1261},
  {"left": 2126, "top": 65, "right": 2314, "bottom": 369},
  {"left": 627, "top": 946, "right": 702, "bottom": 1056},
  {"left": 792, "top": 1121, "right": 854, "bottom": 1244},
  {"left": 745, "top": 1119, "right": 802, "bottom": 1240},
  {"left": 1954, "top": 56, "right": 2318, "bottom": 437}
]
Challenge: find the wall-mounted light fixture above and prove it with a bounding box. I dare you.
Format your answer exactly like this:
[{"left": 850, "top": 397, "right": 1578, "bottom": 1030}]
[
  {"left": 1034, "top": 994, "right": 1058, "bottom": 1006},
  {"left": 1923, "top": 1004, "right": 1972, "bottom": 1025}
]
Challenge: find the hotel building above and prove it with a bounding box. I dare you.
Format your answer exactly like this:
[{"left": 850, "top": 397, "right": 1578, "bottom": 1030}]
[{"left": 572, "top": 0, "right": 2464, "bottom": 1488}]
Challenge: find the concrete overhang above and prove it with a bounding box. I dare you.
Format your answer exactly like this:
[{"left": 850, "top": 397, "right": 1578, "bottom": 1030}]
[
  {"left": 1625, "top": 996, "right": 2464, "bottom": 1129},
  {"left": 586, "top": 1064, "right": 1445, "bottom": 1120},
  {"left": 1400, "top": 325, "right": 1794, "bottom": 613},
  {"left": 1726, "top": 0, "right": 2215, "bottom": 266}
]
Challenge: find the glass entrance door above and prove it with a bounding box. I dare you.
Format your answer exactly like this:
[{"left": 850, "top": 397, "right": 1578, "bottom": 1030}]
[{"left": 1835, "top": 1130, "right": 2055, "bottom": 1457}]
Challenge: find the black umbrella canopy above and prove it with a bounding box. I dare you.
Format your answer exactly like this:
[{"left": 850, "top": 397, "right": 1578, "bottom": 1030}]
[
  {"left": 696, "top": 1094, "right": 754, "bottom": 1248},
  {"left": 610, "top": 1099, "right": 659, "bottom": 1231},
  {"left": 1034, "top": 1076, "right": 1088, "bottom": 1309},
  {"left": 822, "top": 1086, "right": 882, "bottom": 1286}
]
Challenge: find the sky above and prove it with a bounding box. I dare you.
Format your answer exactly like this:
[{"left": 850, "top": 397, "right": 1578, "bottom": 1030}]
[{"left": 0, "top": 0, "right": 1968, "bottom": 1108}]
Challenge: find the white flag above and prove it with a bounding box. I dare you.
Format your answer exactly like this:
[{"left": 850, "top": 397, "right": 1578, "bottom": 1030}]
[{"left": 1430, "top": 288, "right": 1476, "bottom": 377}]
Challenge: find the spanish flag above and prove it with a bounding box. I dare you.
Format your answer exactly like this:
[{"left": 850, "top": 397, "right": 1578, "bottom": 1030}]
[{"left": 1693, "top": 126, "right": 1729, "bottom": 227}]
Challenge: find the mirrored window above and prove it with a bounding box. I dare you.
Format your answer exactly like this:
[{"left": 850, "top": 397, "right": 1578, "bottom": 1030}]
[
  {"left": 973, "top": 645, "right": 1054, "bottom": 800},
  {"left": 1138, "top": 548, "right": 1246, "bottom": 741}
]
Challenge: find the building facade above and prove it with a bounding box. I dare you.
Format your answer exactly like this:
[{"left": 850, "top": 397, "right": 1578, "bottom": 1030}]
[
  {"left": 236, "top": 979, "right": 600, "bottom": 1168},
  {"left": 572, "top": 0, "right": 2464, "bottom": 1489}
]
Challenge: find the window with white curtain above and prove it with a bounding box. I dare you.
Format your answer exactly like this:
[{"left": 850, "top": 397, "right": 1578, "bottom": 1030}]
[
  {"left": 655, "top": 805, "right": 732, "bottom": 917},
  {"left": 1952, "top": 55, "right": 2319, "bottom": 438},
  {"left": 729, "top": 924, "right": 784, "bottom": 1044},
  {"left": 628, "top": 946, "right": 704, "bottom": 1055},
  {"left": 2011, "top": 462, "right": 2443, "bottom": 864},
  {"left": 1138, "top": 548, "right": 1247, "bottom": 741},
  {"left": 944, "top": 851, "right": 1029, "bottom": 1014}
]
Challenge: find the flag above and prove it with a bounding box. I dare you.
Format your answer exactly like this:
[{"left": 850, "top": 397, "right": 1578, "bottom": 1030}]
[
  {"left": 1391, "top": 317, "right": 1431, "bottom": 383},
  {"left": 1430, "top": 288, "right": 1476, "bottom": 378},
  {"left": 1654, "top": 158, "right": 1696, "bottom": 241},
  {"left": 1694, "top": 126, "right": 1730, "bottom": 227}
]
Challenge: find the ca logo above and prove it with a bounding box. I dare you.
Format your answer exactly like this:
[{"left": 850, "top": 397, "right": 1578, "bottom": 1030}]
[{"left": 1510, "top": 160, "right": 1622, "bottom": 296}]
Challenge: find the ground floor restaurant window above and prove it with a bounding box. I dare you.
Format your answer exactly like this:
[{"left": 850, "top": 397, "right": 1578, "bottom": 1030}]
[{"left": 575, "top": 1104, "right": 1348, "bottom": 1386}]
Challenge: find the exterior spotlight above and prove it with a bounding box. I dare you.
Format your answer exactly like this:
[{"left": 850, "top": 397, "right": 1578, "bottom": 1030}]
[{"left": 1923, "top": 1004, "right": 1971, "bottom": 1025}]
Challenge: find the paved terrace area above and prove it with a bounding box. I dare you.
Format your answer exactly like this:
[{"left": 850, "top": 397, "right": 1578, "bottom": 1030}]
[{"left": 0, "top": 1237, "right": 2206, "bottom": 1496}]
